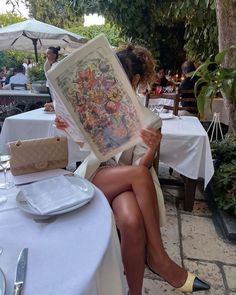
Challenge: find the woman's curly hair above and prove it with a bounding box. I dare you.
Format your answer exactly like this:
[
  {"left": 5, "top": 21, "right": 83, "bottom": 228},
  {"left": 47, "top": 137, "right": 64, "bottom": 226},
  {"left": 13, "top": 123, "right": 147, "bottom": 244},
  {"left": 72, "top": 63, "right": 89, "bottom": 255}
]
[{"left": 116, "top": 43, "right": 156, "bottom": 86}]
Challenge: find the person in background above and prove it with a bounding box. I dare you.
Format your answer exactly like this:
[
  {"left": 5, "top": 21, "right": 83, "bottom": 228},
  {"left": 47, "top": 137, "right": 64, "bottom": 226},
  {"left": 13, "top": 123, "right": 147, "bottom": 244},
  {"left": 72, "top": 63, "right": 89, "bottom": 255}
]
[
  {"left": 2, "top": 64, "right": 28, "bottom": 90},
  {"left": 156, "top": 67, "right": 169, "bottom": 87},
  {"left": 22, "top": 58, "right": 29, "bottom": 76},
  {"left": 152, "top": 67, "right": 175, "bottom": 95},
  {"left": 179, "top": 61, "right": 199, "bottom": 115},
  {"left": 28, "top": 58, "right": 36, "bottom": 70},
  {"left": 55, "top": 44, "right": 210, "bottom": 295},
  {"left": 44, "top": 46, "right": 61, "bottom": 75},
  {"left": 44, "top": 46, "right": 61, "bottom": 106},
  {"left": 166, "top": 69, "right": 176, "bottom": 84},
  {"left": 4, "top": 68, "right": 16, "bottom": 85},
  {"left": 0, "top": 68, "right": 6, "bottom": 87}
]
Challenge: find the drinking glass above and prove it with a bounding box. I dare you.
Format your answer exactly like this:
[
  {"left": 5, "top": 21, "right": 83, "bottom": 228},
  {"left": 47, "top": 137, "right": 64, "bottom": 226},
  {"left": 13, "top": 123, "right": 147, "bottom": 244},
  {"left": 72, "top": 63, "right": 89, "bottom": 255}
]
[{"left": 0, "top": 154, "right": 14, "bottom": 189}]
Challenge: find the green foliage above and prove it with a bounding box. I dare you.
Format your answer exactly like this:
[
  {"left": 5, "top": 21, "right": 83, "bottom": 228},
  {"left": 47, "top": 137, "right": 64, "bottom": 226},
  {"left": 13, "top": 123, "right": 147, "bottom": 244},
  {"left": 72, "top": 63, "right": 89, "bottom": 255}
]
[
  {"left": 28, "top": 62, "right": 46, "bottom": 82},
  {"left": 0, "top": 11, "right": 25, "bottom": 26},
  {"left": 214, "top": 162, "right": 236, "bottom": 215},
  {"left": 193, "top": 46, "right": 236, "bottom": 115},
  {"left": 211, "top": 135, "right": 236, "bottom": 167},
  {"left": 68, "top": 23, "right": 125, "bottom": 47},
  {"left": 70, "top": 0, "right": 218, "bottom": 68},
  {"left": 167, "top": 0, "right": 218, "bottom": 62},
  {"left": 25, "top": 0, "right": 84, "bottom": 28},
  {"left": 0, "top": 49, "right": 35, "bottom": 69},
  {"left": 212, "top": 136, "right": 236, "bottom": 215}
]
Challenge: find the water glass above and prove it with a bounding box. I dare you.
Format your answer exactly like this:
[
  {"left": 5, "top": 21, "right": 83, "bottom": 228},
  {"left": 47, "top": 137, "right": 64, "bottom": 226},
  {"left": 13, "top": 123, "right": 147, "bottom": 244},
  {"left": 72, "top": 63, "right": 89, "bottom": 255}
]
[{"left": 0, "top": 154, "right": 14, "bottom": 189}]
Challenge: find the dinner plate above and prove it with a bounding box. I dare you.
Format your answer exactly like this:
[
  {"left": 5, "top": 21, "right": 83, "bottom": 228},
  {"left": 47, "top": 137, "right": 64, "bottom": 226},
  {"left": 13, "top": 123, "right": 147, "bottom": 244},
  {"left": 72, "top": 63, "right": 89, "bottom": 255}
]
[
  {"left": 16, "top": 176, "right": 95, "bottom": 218},
  {"left": 159, "top": 113, "right": 174, "bottom": 120},
  {"left": 0, "top": 268, "right": 5, "bottom": 295}
]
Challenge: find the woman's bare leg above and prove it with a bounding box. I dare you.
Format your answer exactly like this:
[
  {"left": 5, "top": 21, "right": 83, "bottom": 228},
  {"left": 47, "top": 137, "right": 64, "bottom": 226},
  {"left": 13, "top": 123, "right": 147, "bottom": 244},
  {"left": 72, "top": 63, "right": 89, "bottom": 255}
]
[
  {"left": 92, "top": 165, "right": 187, "bottom": 288},
  {"left": 112, "top": 191, "right": 146, "bottom": 295}
]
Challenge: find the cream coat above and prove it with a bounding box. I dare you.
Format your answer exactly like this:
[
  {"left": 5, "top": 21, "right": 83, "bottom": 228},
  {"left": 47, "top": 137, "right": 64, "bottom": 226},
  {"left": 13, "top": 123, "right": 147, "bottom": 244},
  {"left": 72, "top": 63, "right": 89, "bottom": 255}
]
[{"left": 74, "top": 105, "right": 166, "bottom": 226}]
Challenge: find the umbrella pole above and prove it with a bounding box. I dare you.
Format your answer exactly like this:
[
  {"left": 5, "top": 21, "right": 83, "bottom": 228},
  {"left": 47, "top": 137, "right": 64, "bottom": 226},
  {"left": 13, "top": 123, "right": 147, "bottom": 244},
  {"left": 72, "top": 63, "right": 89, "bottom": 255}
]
[{"left": 32, "top": 39, "right": 39, "bottom": 63}]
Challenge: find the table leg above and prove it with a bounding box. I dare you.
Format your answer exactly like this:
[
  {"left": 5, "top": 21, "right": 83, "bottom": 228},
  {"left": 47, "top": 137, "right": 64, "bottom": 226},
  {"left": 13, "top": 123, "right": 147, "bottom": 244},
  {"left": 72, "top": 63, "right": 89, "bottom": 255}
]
[
  {"left": 159, "top": 174, "right": 198, "bottom": 212},
  {"left": 182, "top": 176, "right": 197, "bottom": 211}
]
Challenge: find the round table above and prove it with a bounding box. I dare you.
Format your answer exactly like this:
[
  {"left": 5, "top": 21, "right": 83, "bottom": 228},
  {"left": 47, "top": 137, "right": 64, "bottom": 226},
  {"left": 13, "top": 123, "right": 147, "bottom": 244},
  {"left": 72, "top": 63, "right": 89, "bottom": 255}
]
[{"left": 0, "top": 174, "right": 126, "bottom": 295}]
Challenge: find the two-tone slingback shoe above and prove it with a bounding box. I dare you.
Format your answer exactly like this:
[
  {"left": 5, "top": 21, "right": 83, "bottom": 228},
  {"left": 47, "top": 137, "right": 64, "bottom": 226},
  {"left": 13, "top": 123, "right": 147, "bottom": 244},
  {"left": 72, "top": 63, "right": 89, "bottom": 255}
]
[{"left": 146, "top": 263, "right": 210, "bottom": 292}]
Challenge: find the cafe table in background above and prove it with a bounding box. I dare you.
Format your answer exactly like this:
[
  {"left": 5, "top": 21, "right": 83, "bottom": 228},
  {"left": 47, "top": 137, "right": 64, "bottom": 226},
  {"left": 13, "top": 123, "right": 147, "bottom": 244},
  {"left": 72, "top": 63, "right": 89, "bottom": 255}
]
[{"left": 0, "top": 90, "right": 51, "bottom": 112}]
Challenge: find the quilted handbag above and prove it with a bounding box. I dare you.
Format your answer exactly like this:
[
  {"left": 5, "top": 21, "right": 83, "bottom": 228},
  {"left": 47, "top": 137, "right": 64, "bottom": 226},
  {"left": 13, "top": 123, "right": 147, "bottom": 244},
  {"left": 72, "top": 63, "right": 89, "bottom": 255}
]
[{"left": 9, "top": 136, "right": 68, "bottom": 176}]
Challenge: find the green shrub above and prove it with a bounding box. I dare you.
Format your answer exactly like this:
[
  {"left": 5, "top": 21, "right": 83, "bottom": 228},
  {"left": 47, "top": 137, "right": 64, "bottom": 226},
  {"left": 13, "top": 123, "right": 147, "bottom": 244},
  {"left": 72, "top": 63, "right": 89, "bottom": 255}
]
[
  {"left": 212, "top": 135, "right": 236, "bottom": 215},
  {"left": 211, "top": 135, "right": 236, "bottom": 168},
  {"left": 28, "top": 63, "right": 46, "bottom": 82}
]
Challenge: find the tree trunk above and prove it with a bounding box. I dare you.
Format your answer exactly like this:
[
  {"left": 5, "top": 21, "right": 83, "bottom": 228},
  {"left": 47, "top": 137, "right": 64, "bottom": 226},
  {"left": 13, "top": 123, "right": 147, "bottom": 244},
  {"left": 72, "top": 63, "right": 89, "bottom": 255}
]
[{"left": 216, "top": 0, "right": 236, "bottom": 134}]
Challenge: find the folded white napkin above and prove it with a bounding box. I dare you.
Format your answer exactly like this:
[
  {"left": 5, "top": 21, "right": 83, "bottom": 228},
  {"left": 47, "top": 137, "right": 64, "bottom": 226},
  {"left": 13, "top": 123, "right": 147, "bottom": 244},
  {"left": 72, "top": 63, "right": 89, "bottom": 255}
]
[{"left": 17, "top": 175, "right": 91, "bottom": 214}]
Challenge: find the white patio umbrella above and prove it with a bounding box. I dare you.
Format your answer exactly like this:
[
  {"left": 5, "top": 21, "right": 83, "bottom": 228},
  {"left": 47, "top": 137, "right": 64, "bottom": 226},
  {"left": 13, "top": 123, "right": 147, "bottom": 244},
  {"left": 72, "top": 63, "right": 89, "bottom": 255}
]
[{"left": 0, "top": 18, "right": 87, "bottom": 62}]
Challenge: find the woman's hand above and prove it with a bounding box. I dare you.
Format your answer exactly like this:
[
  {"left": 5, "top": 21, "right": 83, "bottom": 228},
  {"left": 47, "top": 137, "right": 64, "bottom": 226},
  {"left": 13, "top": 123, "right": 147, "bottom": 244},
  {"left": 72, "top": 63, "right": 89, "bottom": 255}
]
[
  {"left": 55, "top": 116, "right": 69, "bottom": 129},
  {"left": 140, "top": 128, "right": 162, "bottom": 149}
]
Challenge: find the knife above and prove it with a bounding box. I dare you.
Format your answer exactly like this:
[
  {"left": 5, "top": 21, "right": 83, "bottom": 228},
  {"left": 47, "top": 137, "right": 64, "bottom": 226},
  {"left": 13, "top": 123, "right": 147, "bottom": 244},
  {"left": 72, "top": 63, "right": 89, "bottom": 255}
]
[{"left": 13, "top": 248, "right": 28, "bottom": 295}]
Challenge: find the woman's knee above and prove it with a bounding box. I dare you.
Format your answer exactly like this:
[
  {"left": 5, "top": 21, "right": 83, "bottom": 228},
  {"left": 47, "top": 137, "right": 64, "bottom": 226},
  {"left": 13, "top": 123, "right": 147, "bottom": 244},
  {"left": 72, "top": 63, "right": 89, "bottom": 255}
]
[
  {"left": 131, "top": 165, "right": 151, "bottom": 180},
  {"left": 118, "top": 212, "right": 146, "bottom": 243}
]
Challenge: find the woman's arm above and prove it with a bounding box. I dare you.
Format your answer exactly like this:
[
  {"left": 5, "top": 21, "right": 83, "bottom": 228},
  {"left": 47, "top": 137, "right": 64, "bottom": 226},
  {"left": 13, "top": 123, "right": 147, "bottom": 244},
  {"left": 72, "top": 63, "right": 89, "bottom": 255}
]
[{"left": 138, "top": 128, "right": 162, "bottom": 168}]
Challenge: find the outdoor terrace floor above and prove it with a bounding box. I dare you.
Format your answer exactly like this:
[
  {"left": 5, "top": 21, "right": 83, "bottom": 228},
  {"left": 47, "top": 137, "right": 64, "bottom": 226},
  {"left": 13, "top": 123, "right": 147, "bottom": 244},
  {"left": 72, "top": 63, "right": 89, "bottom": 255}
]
[{"left": 143, "top": 164, "right": 236, "bottom": 295}]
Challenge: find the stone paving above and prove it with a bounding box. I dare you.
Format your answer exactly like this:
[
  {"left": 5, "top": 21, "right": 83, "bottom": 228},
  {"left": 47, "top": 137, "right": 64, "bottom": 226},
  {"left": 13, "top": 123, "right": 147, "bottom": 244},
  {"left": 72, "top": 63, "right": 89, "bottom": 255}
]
[{"left": 142, "top": 166, "right": 236, "bottom": 295}]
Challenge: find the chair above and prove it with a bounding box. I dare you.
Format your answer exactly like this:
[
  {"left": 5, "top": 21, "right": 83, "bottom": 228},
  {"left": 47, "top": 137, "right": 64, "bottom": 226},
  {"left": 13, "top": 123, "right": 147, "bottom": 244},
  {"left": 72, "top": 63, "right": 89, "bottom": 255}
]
[
  {"left": 11, "top": 83, "right": 27, "bottom": 90},
  {"left": 176, "top": 89, "right": 199, "bottom": 116},
  {"left": 146, "top": 89, "right": 199, "bottom": 117},
  {"left": 145, "top": 91, "right": 179, "bottom": 114}
]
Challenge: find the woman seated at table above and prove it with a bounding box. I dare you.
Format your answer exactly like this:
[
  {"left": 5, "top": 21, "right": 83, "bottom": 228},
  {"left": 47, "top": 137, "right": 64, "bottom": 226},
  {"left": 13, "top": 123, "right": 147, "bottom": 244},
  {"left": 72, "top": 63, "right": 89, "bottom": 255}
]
[{"left": 55, "top": 44, "right": 210, "bottom": 295}]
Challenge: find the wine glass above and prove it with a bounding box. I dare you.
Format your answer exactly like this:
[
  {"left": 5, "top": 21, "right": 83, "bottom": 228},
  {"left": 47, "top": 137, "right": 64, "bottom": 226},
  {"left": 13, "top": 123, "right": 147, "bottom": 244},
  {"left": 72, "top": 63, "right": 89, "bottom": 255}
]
[
  {"left": 154, "top": 105, "right": 164, "bottom": 113},
  {"left": 0, "top": 154, "right": 14, "bottom": 189}
]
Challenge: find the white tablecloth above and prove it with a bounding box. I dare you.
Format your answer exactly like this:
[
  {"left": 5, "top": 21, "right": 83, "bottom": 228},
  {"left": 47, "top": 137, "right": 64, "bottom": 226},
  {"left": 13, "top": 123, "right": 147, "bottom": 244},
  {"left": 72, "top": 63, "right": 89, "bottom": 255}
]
[
  {"left": 0, "top": 108, "right": 214, "bottom": 186},
  {"left": 160, "top": 116, "right": 214, "bottom": 187},
  {"left": 0, "top": 108, "right": 89, "bottom": 164},
  {"left": 149, "top": 97, "right": 229, "bottom": 125},
  {"left": 0, "top": 173, "right": 126, "bottom": 295}
]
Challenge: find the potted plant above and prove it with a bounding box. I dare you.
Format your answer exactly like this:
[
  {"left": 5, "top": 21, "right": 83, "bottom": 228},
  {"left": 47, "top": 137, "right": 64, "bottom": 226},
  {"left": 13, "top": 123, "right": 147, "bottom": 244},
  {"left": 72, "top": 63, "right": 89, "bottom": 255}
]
[
  {"left": 28, "top": 63, "right": 48, "bottom": 93},
  {"left": 194, "top": 47, "right": 236, "bottom": 240},
  {"left": 193, "top": 45, "right": 236, "bottom": 134}
]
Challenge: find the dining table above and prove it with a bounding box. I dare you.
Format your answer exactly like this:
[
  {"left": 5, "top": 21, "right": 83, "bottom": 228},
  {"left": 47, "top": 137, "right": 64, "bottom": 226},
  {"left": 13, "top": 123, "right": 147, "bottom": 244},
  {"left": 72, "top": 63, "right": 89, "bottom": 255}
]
[
  {"left": 0, "top": 108, "right": 214, "bottom": 211},
  {"left": 0, "top": 172, "right": 127, "bottom": 295},
  {"left": 0, "top": 108, "right": 89, "bottom": 165},
  {"left": 0, "top": 90, "right": 51, "bottom": 112},
  {"left": 148, "top": 96, "right": 229, "bottom": 125}
]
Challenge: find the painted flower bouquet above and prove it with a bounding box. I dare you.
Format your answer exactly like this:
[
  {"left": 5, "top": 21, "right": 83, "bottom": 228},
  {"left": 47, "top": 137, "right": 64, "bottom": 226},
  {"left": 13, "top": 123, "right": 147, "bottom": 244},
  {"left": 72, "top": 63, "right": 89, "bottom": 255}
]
[{"left": 47, "top": 34, "right": 144, "bottom": 161}]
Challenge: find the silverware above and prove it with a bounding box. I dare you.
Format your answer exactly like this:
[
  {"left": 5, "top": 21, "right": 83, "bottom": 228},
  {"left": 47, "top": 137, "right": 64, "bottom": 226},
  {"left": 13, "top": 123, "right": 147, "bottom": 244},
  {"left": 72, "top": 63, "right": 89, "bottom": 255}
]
[{"left": 13, "top": 248, "right": 28, "bottom": 295}]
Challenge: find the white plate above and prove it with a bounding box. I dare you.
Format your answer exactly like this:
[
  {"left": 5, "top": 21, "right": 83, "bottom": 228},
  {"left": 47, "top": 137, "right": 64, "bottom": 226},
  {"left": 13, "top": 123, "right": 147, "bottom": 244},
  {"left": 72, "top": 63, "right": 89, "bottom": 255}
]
[
  {"left": 159, "top": 113, "right": 174, "bottom": 120},
  {"left": 16, "top": 176, "right": 95, "bottom": 218},
  {"left": 0, "top": 268, "right": 5, "bottom": 295}
]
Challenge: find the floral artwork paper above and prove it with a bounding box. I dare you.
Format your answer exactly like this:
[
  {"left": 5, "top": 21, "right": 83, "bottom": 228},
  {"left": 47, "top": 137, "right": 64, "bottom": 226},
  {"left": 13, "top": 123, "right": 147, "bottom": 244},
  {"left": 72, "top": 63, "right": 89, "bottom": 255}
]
[{"left": 47, "top": 34, "right": 145, "bottom": 161}]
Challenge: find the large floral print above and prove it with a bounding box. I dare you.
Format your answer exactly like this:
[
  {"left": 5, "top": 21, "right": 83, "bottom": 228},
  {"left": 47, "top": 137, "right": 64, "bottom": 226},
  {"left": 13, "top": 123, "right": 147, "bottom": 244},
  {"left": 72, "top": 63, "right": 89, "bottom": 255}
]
[{"left": 56, "top": 52, "right": 141, "bottom": 157}]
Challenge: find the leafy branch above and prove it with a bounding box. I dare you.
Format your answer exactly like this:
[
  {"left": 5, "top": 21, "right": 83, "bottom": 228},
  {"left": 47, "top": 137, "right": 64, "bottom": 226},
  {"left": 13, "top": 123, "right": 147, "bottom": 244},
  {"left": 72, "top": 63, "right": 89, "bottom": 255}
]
[{"left": 193, "top": 45, "right": 236, "bottom": 115}]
